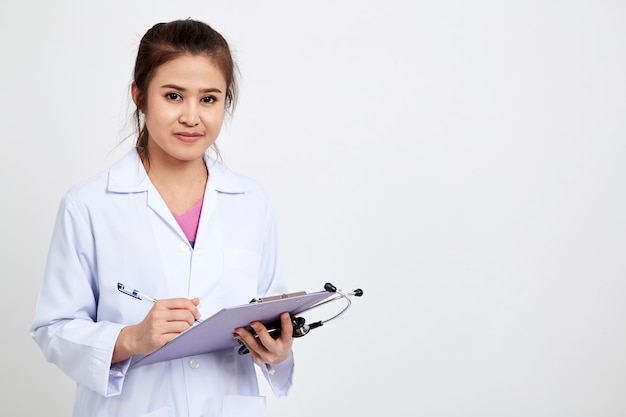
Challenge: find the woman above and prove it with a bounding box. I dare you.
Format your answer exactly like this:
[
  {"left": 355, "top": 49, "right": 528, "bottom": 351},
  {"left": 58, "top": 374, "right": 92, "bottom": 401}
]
[{"left": 30, "top": 19, "right": 294, "bottom": 417}]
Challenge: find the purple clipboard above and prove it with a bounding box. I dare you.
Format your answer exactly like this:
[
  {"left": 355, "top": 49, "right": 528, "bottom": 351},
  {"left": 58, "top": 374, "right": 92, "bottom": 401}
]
[{"left": 131, "top": 290, "right": 335, "bottom": 368}]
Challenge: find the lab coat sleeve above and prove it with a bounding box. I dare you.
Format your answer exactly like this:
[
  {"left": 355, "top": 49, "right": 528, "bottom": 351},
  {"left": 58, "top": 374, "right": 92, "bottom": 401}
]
[
  {"left": 30, "top": 193, "right": 129, "bottom": 397},
  {"left": 259, "top": 351, "right": 295, "bottom": 397},
  {"left": 256, "top": 201, "right": 288, "bottom": 298},
  {"left": 255, "top": 199, "right": 295, "bottom": 397}
]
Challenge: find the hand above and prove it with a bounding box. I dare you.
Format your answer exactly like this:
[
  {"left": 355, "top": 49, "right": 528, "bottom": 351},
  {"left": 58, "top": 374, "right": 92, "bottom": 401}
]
[
  {"left": 233, "top": 312, "right": 294, "bottom": 365},
  {"left": 112, "top": 297, "right": 201, "bottom": 363}
]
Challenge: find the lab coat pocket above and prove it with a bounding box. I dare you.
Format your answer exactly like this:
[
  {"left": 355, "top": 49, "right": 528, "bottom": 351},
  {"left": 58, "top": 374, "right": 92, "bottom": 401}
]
[{"left": 222, "top": 395, "right": 266, "bottom": 417}]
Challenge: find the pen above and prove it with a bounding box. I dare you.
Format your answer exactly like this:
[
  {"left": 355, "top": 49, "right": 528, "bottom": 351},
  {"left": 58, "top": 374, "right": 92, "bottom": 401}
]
[
  {"left": 117, "top": 282, "right": 157, "bottom": 303},
  {"left": 117, "top": 282, "right": 203, "bottom": 322}
]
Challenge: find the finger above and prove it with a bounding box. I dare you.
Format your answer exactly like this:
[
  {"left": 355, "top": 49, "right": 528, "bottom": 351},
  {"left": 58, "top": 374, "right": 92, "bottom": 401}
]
[
  {"left": 160, "top": 322, "right": 194, "bottom": 336},
  {"left": 234, "top": 327, "right": 260, "bottom": 347},
  {"left": 234, "top": 327, "right": 267, "bottom": 356},
  {"left": 189, "top": 298, "right": 202, "bottom": 320},
  {"left": 237, "top": 338, "right": 263, "bottom": 363},
  {"left": 165, "top": 309, "right": 199, "bottom": 326},
  {"left": 156, "top": 298, "right": 202, "bottom": 321},
  {"left": 249, "top": 321, "right": 275, "bottom": 350},
  {"left": 148, "top": 313, "right": 196, "bottom": 334},
  {"left": 279, "top": 312, "right": 293, "bottom": 339},
  {"left": 149, "top": 304, "right": 197, "bottom": 326},
  {"left": 156, "top": 297, "right": 200, "bottom": 310}
]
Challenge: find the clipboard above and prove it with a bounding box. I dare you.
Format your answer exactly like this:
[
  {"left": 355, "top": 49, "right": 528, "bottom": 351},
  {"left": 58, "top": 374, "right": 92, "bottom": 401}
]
[{"left": 130, "top": 290, "right": 336, "bottom": 368}]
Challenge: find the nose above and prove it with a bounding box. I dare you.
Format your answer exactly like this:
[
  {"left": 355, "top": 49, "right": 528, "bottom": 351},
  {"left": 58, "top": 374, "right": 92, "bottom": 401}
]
[{"left": 179, "top": 103, "right": 200, "bottom": 127}]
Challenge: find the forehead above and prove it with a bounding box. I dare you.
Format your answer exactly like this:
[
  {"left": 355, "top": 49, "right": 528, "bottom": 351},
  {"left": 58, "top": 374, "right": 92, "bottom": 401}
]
[{"left": 151, "top": 54, "right": 227, "bottom": 89}]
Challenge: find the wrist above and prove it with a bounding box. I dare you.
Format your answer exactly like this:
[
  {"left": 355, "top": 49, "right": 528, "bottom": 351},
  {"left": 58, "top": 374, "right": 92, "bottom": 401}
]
[{"left": 112, "top": 325, "right": 136, "bottom": 364}]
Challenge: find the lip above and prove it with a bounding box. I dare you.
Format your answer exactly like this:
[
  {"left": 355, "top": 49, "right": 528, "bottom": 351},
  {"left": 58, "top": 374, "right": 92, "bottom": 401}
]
[{"left": 174, "top": 131, "right": 204, "bottom": 143}]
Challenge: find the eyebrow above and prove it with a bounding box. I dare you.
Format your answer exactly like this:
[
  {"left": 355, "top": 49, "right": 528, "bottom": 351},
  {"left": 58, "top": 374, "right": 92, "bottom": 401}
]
[{"left": 160, "top": 84, "right": 223, "bottom": 94}]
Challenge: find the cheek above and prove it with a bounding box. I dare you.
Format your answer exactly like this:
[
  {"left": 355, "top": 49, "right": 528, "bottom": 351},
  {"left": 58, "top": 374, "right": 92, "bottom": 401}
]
[
  {"left": 204, "top": 109, "right": 225, "bottom": 128},
  {"left": 145, "top": 104, "right": 177, "bottom": 126}
]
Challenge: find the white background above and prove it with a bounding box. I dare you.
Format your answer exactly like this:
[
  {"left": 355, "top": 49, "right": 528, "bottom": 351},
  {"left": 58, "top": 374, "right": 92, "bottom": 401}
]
[{"left": 2, "top": 1, "right": 626, "bottom": 416}]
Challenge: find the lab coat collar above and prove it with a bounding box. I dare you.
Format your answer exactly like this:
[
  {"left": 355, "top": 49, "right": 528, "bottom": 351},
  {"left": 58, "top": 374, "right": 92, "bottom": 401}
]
[{"left": 107, "top": 148, "right": 246, "bottom": 195}]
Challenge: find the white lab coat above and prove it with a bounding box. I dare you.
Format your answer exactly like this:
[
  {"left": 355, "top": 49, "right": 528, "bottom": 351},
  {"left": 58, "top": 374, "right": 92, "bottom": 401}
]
[{"left": 30, "top": 148, "right": 294, "bottom": 417}]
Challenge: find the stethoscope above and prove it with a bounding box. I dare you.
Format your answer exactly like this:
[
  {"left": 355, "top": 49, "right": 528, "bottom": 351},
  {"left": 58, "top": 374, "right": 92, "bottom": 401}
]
[{"left": 238, "top": 282, "right": 364, "bottom": 355}]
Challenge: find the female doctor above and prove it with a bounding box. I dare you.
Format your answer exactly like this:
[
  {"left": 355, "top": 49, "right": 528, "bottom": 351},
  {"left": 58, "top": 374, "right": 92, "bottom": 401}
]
[{"left": 30, "top": 19, "right": 294, "bottom": 417}]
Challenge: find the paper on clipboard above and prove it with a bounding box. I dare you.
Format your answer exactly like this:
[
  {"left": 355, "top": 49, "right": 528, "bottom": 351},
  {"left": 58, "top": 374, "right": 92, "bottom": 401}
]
[{"left": 130, "top": 290, "right": 335, "bottom": 368}]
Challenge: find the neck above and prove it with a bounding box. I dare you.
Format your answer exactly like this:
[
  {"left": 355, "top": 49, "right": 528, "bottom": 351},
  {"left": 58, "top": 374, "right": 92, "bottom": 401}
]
[
  {"left": 145, "top": 157, "right": 207, "bottom": 184},
  {"left": 143, "top": 154, "right": 209, "bottom": 215}
]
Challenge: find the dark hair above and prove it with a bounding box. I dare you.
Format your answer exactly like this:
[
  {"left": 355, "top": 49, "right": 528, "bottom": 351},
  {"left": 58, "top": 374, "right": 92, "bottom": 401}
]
[{"left": 133, "top": 19, "right": 238, "bottom": 161}]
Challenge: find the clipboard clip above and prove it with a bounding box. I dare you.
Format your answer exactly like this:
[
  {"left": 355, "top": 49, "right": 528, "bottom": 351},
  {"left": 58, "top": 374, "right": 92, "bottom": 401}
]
[
  {"left": 238, "top": 282, "right": 363, "bottom": 355},
  {"left": 249, "top": 290, "right": 307, "bottom": 303}
]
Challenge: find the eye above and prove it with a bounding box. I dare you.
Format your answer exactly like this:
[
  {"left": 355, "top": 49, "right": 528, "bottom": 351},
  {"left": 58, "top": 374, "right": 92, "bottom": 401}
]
[
  {"left": 201, "top": 96, "right": 216, "bottom": 104},
  {"left": 166, "top": 92, "right": 182, "bottom": 101}
]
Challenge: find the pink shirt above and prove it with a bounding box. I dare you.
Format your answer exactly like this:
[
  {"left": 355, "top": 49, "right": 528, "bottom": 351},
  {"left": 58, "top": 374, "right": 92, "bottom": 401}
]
[{"left": 173, "top": 199, "right": 203, "bottom": 247}]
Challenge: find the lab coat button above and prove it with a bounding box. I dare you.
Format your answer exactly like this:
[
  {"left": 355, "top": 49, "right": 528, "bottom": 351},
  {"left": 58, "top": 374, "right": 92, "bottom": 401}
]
[
  {"left": 179, "top": 242, "right": 190, "bottom": 252},
  {"left": 189, "top": 358, "right": 200, "bottom": 369}
]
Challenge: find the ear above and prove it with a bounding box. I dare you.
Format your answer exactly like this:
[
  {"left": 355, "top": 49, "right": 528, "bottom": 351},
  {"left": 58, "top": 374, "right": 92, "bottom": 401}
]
[{"left": 131, "top": 82, "right": 142, "bottom": 109}]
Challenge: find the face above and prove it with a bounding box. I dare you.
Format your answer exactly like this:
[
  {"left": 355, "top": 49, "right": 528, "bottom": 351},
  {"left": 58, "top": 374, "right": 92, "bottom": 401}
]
[{"left": 133, "top": 54, "right": 227, "bottom": 166}]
